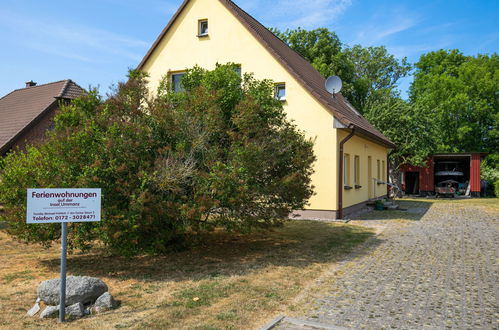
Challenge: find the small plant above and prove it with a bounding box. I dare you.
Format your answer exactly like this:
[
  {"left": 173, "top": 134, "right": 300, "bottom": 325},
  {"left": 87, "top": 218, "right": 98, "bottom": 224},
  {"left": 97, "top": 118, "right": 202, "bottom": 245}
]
[{"left": 374, "top": 200, "right": 385, "bottom": 211}]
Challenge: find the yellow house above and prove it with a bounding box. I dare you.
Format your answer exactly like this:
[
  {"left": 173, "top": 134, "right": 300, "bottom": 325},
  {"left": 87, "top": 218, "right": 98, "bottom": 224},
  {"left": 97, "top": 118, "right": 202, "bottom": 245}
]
[{"left": 137, "top": 0, "right": 396, "bottom": 219}]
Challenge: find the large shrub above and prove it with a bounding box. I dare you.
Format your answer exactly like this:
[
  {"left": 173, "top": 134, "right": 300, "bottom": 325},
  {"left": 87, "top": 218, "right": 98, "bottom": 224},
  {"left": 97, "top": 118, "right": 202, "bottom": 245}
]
[
  {"left": 481, "top": 154, "right": 499, "bottom": 197},
  {"left": 0, "top": 65, "right": 315, "bottom": 255}
]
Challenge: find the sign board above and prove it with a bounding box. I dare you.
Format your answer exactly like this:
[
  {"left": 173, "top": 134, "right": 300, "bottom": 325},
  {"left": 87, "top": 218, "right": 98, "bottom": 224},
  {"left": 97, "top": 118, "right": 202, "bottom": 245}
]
[{"left": 27, "top": 188, "right": 101, "bottom": 224}]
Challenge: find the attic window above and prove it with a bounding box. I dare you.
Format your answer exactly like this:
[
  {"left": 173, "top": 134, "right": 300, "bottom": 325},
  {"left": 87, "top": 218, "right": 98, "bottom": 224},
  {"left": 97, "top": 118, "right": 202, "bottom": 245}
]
[
  {"left": 171, "top": 72, "right": 186, "bottom": 92},
  {"left": 198, "top": 20, "right": 208, "bottom": 37},
  {"left": 275, "top": 83, "right": 286, "bottom": 101}
]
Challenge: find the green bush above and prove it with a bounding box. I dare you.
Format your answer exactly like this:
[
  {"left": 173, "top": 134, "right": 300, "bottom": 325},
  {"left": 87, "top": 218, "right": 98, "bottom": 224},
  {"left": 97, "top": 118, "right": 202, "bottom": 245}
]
[
  {"left": 0, "top": 65, "right": 315, "bottom": 255},
  {"left": 481, "top": 154, "right": 499, "bottom": 197}
]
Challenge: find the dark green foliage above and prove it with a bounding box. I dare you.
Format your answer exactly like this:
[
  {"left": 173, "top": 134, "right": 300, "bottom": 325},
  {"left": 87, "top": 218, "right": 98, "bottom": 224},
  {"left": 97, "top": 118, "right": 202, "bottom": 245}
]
[
  {"left": 0, "top": 64, "right": 315, "bottom": 255},
  {"left": 481, "top": 153, "right": 499, "bottom": 196},
  {"left": 410, "top": 50, "right": 498, "bottom": 154},
  {"left": 272, "top": 27, "right": 424, "bottom": 169},
  {"left": 363, "top": 93, "right": 435, "bottom": 167},
  {"left": 271, "top": 28, "right": 411, "bottom": 113},
  {"left": 274, "top": 28, "right": 497, "bottom": 171}
]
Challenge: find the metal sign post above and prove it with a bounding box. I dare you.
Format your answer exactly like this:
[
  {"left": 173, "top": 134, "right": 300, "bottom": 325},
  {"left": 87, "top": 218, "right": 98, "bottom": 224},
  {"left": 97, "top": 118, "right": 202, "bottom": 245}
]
[
  {"left": 26, "top": 188, "right": 101, "bottom": 322},
  {"left": 59, "top": 222, "right": 67, "bottom": 322}
]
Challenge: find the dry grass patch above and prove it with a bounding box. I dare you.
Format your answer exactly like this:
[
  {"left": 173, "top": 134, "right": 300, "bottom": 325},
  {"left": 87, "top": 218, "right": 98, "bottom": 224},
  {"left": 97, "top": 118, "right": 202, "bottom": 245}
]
[{"left": 0, "top": 220, "right": 374, "bottom": 329}]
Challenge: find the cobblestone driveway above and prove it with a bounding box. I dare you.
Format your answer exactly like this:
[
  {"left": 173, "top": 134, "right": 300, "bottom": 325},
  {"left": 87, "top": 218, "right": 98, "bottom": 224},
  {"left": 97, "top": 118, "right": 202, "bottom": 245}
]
[{"left": 278, "top": 201, "right": 498, "bottom": 329}]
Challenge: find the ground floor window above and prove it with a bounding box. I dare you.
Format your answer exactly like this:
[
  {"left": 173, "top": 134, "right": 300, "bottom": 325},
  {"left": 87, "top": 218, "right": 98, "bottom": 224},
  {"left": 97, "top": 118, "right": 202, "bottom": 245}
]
[
  {"left": 377, "top": 159, "right": 380, "bottom": 180},
  {"left": 354, "top": 155, "right": 360, "bottom": 187},
  {"left": 344, "top": 154, "right": 351, "bottom": 187},
  {"left": 382, "top": 160, "right": 386, "bottom": 181},
  {"left": 171, "top": 72, "right": 186, "bottom": 93}
]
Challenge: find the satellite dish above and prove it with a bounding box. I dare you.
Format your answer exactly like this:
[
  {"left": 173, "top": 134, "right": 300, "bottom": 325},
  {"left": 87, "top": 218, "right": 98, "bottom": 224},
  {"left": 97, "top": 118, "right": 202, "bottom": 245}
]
[{"left": 325, "top": 76, "right": 343, "bottom": 95}]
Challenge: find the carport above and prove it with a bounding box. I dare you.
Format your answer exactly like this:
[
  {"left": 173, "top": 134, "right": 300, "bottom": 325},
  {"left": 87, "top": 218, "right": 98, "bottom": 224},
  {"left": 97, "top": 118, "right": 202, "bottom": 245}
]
[{"left": 400, "top": 153, "right": 486, "bottom": 197}]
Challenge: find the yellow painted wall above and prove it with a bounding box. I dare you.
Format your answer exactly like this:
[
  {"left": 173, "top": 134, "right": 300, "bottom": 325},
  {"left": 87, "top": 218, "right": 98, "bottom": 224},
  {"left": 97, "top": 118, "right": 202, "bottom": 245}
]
[
  {"left": 141, "top": 0, "right": 388, "bottom": 212},
  {"left": 338, "top": 130, "right": 389, "bottom": 208}
]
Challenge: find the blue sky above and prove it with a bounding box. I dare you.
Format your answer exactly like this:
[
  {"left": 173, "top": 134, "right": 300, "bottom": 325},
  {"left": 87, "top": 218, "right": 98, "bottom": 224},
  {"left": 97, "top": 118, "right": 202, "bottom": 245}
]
[{"left": 0, "top": 0, "right": 497, "bottom": 99}]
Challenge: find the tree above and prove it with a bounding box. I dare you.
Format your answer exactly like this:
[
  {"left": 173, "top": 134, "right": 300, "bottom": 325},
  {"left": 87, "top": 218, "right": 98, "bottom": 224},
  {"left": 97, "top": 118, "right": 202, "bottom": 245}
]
[
  {"left": 0, "top": 64, "right": 315, "bottom": 255},
  {"left": 271, "top": 28, "right": 411, "bottom": 113},
  {"left": 344, "top": 45, "right": 411, "bottom": 113},
  {"left": 364, "top": 93, "right": 435, "bottom": 168},
  {"left": 363, "top": 92, "right": 436, "bottom": 191},
  {"left": 410, "top": 50, "right": 498, "bottom": 153}
]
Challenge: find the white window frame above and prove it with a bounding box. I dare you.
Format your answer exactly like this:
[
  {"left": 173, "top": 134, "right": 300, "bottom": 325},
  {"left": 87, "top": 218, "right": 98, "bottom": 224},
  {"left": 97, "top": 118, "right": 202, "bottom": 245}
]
[
  {"left": 275, "top": 83, "right": 286, "bottom": 101},
  {"left": 198, "top": 19, "right": 208, "bottom": 37},
  {"left": 171, "top": 72, "right": 186, "bottom": 93}
]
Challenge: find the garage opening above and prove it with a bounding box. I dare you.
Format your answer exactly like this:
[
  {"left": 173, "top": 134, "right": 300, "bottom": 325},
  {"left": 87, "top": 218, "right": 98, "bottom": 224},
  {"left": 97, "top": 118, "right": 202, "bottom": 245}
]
[
  {"left": 405, "top": 171, "right": 419, "bottom": 195},
  {"left": 433, "top": 155, "right": 470, "bottom": 195}
]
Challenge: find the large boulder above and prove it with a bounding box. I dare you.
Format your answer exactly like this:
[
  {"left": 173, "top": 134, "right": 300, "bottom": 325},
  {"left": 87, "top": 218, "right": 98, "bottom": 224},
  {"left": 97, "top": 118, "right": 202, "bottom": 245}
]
[{"left": 37, "top": 276, "right": 108, "bottom": 306}]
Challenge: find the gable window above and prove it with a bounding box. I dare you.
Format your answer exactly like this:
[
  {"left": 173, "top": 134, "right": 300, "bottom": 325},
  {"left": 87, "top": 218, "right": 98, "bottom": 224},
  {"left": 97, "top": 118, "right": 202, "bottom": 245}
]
[
  {"left": 275, "top": 83, "right": 286, "bottom": 101},
  {"left": 171, "top": 72, "right": 186, "bottom": 93},
  {"left": 198, "top": 19, "right": 208, "bottom": 37},
  {"left": 354, "top": 155, "right": 361, "bottom": 188}
]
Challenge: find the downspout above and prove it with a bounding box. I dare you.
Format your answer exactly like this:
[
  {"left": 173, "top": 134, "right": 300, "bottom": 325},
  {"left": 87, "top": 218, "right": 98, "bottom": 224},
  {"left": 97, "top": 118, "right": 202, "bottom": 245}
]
[{"left": 338, "top": 125, "right": 355, "bottom": 219}]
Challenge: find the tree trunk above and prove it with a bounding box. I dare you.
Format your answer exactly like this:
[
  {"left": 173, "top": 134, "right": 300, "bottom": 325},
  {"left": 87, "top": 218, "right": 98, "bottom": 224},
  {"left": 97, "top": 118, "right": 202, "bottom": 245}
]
[{"left": 389, "top": 157, "right": 403, "bottom": 198}]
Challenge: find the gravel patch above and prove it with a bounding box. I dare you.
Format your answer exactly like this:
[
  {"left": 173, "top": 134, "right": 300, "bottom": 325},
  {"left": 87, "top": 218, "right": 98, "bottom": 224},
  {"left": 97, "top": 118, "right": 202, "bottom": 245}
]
[{"left": 276, "top": 202, "right": 498, "bottom": 329}]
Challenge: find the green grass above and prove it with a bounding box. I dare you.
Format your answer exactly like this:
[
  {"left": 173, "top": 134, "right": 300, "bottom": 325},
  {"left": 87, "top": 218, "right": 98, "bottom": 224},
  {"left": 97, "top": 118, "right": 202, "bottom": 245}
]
[
  {"left": 2, "top": 270, "right": 35, "bottom": 283},
  {"left": 177, "top": 280, "right": 239, "bottom": 308}
]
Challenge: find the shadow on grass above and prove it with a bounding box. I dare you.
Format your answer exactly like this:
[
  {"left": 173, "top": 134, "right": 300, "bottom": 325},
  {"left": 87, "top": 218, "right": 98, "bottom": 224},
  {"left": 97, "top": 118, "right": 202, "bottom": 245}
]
[
  {"left": 39, "top": 221, "right": 380, "bottom": 283},
  {"left": 352, "top": 199, "right": 435, "bottom": 222}
]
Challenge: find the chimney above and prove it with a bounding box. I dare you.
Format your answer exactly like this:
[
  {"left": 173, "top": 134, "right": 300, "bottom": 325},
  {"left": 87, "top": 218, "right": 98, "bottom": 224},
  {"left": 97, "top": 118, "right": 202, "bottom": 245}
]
[{"left": 25, "top": 80, "right": 37, "bottom": 88}]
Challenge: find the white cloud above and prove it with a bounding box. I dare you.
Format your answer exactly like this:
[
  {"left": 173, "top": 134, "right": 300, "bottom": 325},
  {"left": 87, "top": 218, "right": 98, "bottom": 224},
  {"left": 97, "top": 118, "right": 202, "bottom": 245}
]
[
  {"left": 238, "top": 0, "right": 352, "bottom": 29},
  {"left": 351, "top": 15, "right": 418, "bottom": 46},
  {"left": 0, "top": 9, "right": 149, "bottom": 63}
]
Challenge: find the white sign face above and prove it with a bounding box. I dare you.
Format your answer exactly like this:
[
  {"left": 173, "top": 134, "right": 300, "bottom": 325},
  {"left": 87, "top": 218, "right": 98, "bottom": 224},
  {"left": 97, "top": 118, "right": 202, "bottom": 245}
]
[{"left": 27, "top": 188, "right": 101, "bottom": 224}]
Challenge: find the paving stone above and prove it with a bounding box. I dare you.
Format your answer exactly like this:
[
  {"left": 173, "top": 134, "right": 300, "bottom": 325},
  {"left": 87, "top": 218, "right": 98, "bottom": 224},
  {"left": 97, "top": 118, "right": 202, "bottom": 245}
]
[{"left": 276, "top": 202, "right": 498, "bottom": 329}]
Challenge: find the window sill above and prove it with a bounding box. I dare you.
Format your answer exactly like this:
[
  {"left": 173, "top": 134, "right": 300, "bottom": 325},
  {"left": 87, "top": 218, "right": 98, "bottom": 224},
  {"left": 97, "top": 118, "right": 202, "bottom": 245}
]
[
  {"left": 344, "top": 185, "right": 353, "bottom": 190},
  {"left": 355, "top": 185, "right": 362, "bottom": 189},
  {"left": 197, "top": 34, "right": 209, "bottom": 38}
]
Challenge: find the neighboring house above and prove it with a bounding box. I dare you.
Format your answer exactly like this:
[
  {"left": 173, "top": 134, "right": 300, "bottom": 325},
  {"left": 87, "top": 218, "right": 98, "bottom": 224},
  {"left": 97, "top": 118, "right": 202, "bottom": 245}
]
[
  {"left": 400, "top": 153, "right": 486, "bottom": 197},
  {"left": 0, "top": 80, "right": 84, "bottom": 156},
  {"left": 137, "top": 0, "right": 396, "bottom": 219}
]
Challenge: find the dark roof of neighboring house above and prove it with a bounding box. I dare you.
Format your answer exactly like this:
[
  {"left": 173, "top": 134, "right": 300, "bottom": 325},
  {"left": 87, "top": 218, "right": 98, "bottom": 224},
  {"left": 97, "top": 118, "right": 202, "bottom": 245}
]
[
  {"left": 0, "top": 80, "right": 84, "bottom": 154},
  {"left": 137, "top": 0, "right": 396, "bottom": 148}
]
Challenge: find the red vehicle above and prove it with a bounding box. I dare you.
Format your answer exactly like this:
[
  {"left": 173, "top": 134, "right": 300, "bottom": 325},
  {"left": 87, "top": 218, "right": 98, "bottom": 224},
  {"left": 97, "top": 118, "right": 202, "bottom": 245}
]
[{"left": 435, "top": 180, "right": 458, "bottom": 198}]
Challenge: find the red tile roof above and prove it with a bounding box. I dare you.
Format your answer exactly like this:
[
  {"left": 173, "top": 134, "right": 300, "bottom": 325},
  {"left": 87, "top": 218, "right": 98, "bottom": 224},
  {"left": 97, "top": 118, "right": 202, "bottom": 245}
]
[
  {"left": 0, "top": 80, "right": 84, "bottom": 154},
  {"left": 137, "top": 0, "right": 395, "bottom": 148}
]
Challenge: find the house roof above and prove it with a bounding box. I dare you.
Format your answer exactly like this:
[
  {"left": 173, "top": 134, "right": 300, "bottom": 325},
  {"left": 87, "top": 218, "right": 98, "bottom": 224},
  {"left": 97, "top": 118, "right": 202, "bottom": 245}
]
[
  {"left": 0, "top": 80, "right": 84, "bottom": 154},
  {"left": 137, "top": 0, "right": 396, "bottom": 148}
]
